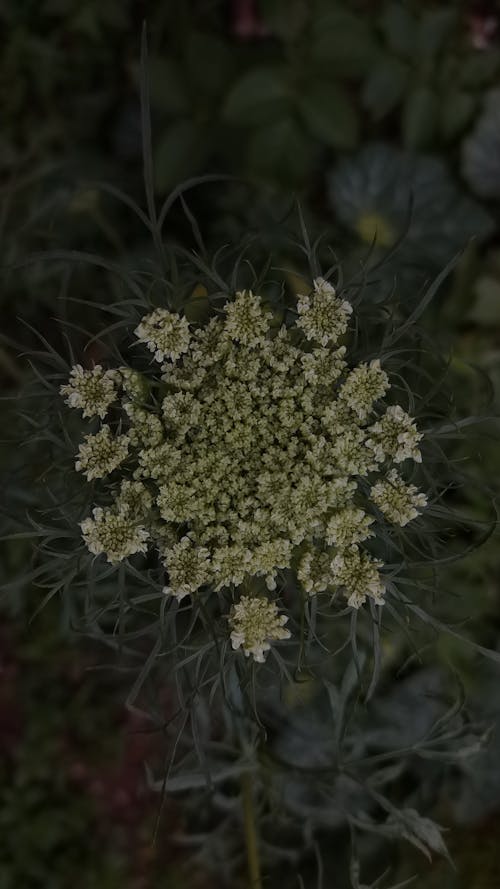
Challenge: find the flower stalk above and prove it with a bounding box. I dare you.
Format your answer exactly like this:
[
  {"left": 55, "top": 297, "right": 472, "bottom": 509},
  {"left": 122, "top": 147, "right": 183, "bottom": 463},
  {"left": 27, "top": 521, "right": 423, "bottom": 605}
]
[{"left": 241, "top": 770, "right": 262, "bottom": 889}]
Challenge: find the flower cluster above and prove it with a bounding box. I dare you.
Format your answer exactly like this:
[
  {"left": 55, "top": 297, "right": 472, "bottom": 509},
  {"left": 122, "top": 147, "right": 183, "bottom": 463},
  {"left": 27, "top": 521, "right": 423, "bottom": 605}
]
[
  {"left": 229, "top": 596, "right": 291, "bottom": 662},
  {"left": 81, "top": 507, "right": 149, "bottom": 564},
  {"left": 60, "top": 364, "right": 117, "bottom": 419},
  {"left": 75, "top": 425, "right": 129, "bottom": 481},
  {"left": 61, "top": 279, "right": 429, "bottom": 661},
  {"left": 297, "top": 277, "right": 352, "bottom": 345},
  {"left": 371, "top": 470, "right": 428, "bottom": 526}
]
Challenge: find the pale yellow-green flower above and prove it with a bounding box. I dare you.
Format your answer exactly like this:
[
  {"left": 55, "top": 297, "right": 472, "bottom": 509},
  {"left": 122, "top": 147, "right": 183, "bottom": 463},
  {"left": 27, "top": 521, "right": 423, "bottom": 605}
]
[
  {"left": 134, "top": 307, "right": 191, "bottom": 363},
  {"left": 81, "top": 506, "right": 149, "bottom": 564},
  {"left": 60, "top": 365, "right": 117, "bottom": 419},
  {"left": 297, "top": 278, "right": 352, "bottom": 346},
  {"left": 75, "top": 425, "right": 129, "bottom": 481},
  {"left": 229, "top": 596, "right": 290, "bottom": 662},
  {"left": 370, "top": 469, "right": 427, "bottom": 526}
]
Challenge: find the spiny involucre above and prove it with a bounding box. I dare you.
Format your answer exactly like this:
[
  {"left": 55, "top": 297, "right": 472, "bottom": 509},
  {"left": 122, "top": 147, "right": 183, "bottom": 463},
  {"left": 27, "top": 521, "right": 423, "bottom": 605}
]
[{"left": 61, "top": 279, "right": 428, "bottom": 661}]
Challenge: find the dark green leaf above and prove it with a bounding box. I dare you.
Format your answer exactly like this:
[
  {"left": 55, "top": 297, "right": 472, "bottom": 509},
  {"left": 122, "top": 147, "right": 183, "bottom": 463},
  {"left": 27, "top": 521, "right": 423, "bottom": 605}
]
[
  {"left": 147, "top": 56, "right": 190, "bottom": 115},
  {"left": 310, "top": 9, "right": 377, "bottom": 78},
  {"left": 417, "top": 8, "right": 456, "bottom": 60},
  {"left": 297, "top": 82, "right": 359, "bottom": 149},
  {"left": 462, "top": 88, "right": 500, "bottom": 198},
  {"left": 459, "top": 50, "right": 500, "bottom": 88},
  {"left": 440, "top": 89, "right": 476, "bottom": 141},
  {"left": 154, "top": 120, "right": 207, "bottom": 191},
  {"left": 222, "top": 65, "right": 290, "bottom": 125},
  {"left": 469, "top": 275, "right": 500, "bottom": 325},
  {"left": 186, "top": 31, "right": 235, "bottom": 98},
  {"left": 362, "top": 57, "right": 408, "bottom": 120},
  {"left": 247, "top": 116, "right": 316, "bottom": 182},
  {"left": 402, "top": 85, "right": 438, "bottom": 149},
  {"left": 260, "top": 0, "right": 309, "bottom": 42},
  {"left": 380, "top": 2, "right": 416, "bottom": 57}
]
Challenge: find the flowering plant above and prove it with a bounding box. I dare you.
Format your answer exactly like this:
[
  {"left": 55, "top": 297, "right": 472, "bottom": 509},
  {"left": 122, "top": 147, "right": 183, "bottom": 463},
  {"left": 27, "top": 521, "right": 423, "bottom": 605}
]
[
  {"left": 58, "top": 274, "right": 430, "bottom": 667},
  {"left": 11, "top": 189, "right": 497, "bottom": 888}
]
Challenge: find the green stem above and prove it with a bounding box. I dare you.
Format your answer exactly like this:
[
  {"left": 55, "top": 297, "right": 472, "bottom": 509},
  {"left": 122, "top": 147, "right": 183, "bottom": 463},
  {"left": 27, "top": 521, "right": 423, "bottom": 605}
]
[{"left": 241, "top": 770, "right": 262, "bottom": 889}]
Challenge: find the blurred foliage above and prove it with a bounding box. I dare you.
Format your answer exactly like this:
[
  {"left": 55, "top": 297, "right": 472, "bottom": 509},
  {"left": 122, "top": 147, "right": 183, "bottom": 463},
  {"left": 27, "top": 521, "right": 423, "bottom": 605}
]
[{"left": 0, "top": 601, "right": 214, "bottom": 888}]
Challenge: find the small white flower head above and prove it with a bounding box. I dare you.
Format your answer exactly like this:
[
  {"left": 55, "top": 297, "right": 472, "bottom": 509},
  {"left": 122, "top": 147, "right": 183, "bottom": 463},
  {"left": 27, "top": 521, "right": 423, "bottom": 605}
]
[
  {"left": 297, "top": 547, "right": 335, "bottom": 596},
  {"left": 300, "top": 346, "right": 347, "bottom": 385},
  {"left": 123, "top": 402, "right": 164, "bottom": 448},
  {"left": 296, "top": 277, "right": 352, "bottom": 346},
  {"left": 81, "top": 506, "right": 149, "bottom": 564},
  {"left": 156, "top": 479, "right": 198, "bottom": 524},
  {"left": 250, "top": 538, "right": 293, "bottom": 591},
  {"left": 162, "top": 536, "right": 212, "bottom": 601},
  {"left": 116, "top": 479, "right": 152, "bottom": 518},
  {"left": 370, "top": 469, "right": 427, "bottom": 526},
  {"left": 325, "top": 507, "right": 375, "bottom": 548},
  {"left": 366, "top": 405, "right": 423, "bottom": 464},
  {"left": 116, "top": 367, "right": 148, "bottom": 401},
  {"left": 330, "top": 426, "right": 378, "bottom": 476},
  {"left": 223, "top": 290, "right": 272, "bottom": 347},
  {"left": 212, "top": 545, "right": 253, "bottom": 590},
  {"left": 331, "top": 546, "right": 385, "bottom": 608},
  {"left": 162, "top": 391, "right": 201, "bottom": 433},
  {"left": 75, "top": 425, "right": 129, "bottom": 481},
  {"left": 339, "top": 359, "right": 390, "bottom": 421},
  {"left": 134, "top": 308, "right": 191, "bottom": 363},
  {"left": 60, "top": 365, "right": 117, "bottom": 419},
  {"left": 229, "top": 595, "right": 290, "bottom": 662}
]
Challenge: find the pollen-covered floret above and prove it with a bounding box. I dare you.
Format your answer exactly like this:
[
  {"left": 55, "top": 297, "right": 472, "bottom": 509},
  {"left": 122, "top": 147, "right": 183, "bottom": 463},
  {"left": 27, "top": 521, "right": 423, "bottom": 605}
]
[
  {"left": 370, "top": 469, "right": 427, "bottom": 526},
  {"left": 123, "top": 402, "right": 164, "bottom": 447},
  {"left": 325, "top": 506, "right": 374, "bottom": 548},
  {"left": 116, "top": 479, "right": 152, "bottom": 518},
  {"left": 116, "top": 367, "right": 148, "bottom": 401},
  {"left": 81, "top": 506, "right": 149, "bottom": 563},
  {"left": 229, "top": 595, "right": 291, "bottom": 662},
  {"left": 223, "top": 290, "right": 272, "bottom": 346},
  {"left": 366, "top": 405, "right": 423, "bottom": 464},
  {"left": 61, "top": 365, "right": 117, "bottom": 419},
  {"left": 75, "top": 425, "right": 129, "bottom": 480},
  {"left": 331, "top": 546, "right": 385, "bottom": 608},
  {"left": 134, "top": 308, "right": 191, "bottom": 363},
  {"left": 297, "top": 277, "right": 352, "bottom": 346},
  {"left": 301, "top": 346, "right": 347, "bottom": 385},
  {"left": 297, "top": 547, "right": 335, "bottom": 596},
  {"left": 162, "top": 536, "right": 212, "bottom": 601},
  {"left": 339, "top": 359, "right": 390, "bottom": 420}
]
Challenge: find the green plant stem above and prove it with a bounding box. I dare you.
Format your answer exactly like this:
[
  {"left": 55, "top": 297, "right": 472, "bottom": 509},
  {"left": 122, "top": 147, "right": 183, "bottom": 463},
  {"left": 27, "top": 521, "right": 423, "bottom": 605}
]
[{"left": 241, "top": 770, "right": 262, "bottom": 889}]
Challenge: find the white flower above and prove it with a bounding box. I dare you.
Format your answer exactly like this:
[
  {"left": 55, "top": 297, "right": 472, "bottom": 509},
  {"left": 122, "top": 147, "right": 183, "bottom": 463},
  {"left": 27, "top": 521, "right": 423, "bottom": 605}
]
[
  {"left": 116, "top": 480, "right": 152, "bottom": 518},
  {"left": 370, "top": 469, "right": 427, "bottom": 526},
  {"left": 298, "top": 547, "right": 335, "bottom": 596},
  {"left": 60, "top": 365, "right": 117, "bottom": 419},
  {"left": 366, "top": 405, "right": 423, "bottom": 464},
  {"left": 339, "top": 359, "right": 390, "bottom": 421},
  {"left": 223, "top": 290, "right": 272, "bottom": 346},
  {"left": 331, "top": 546, "right": 385, "bottom": 608},
  {"left": 229, "top": 596, "right": 290, "bottom": 662},
  {"left": 134, "top": 308, "right": 191, "bottom": 363},
  {"left": 162, "top": 536, "right": 212, "bottom": 601},
  {"left": 81, "top": 506, "right": 149, "bottom": 564},
  {"left": 296, "top": 277, "right": 352, "bottom": 346},
  {"left": 75, "top": 425, "right": 129, "bottom": 480},
  {"left": 325, "top": 507, "right": 374, "bottom": 548}
]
